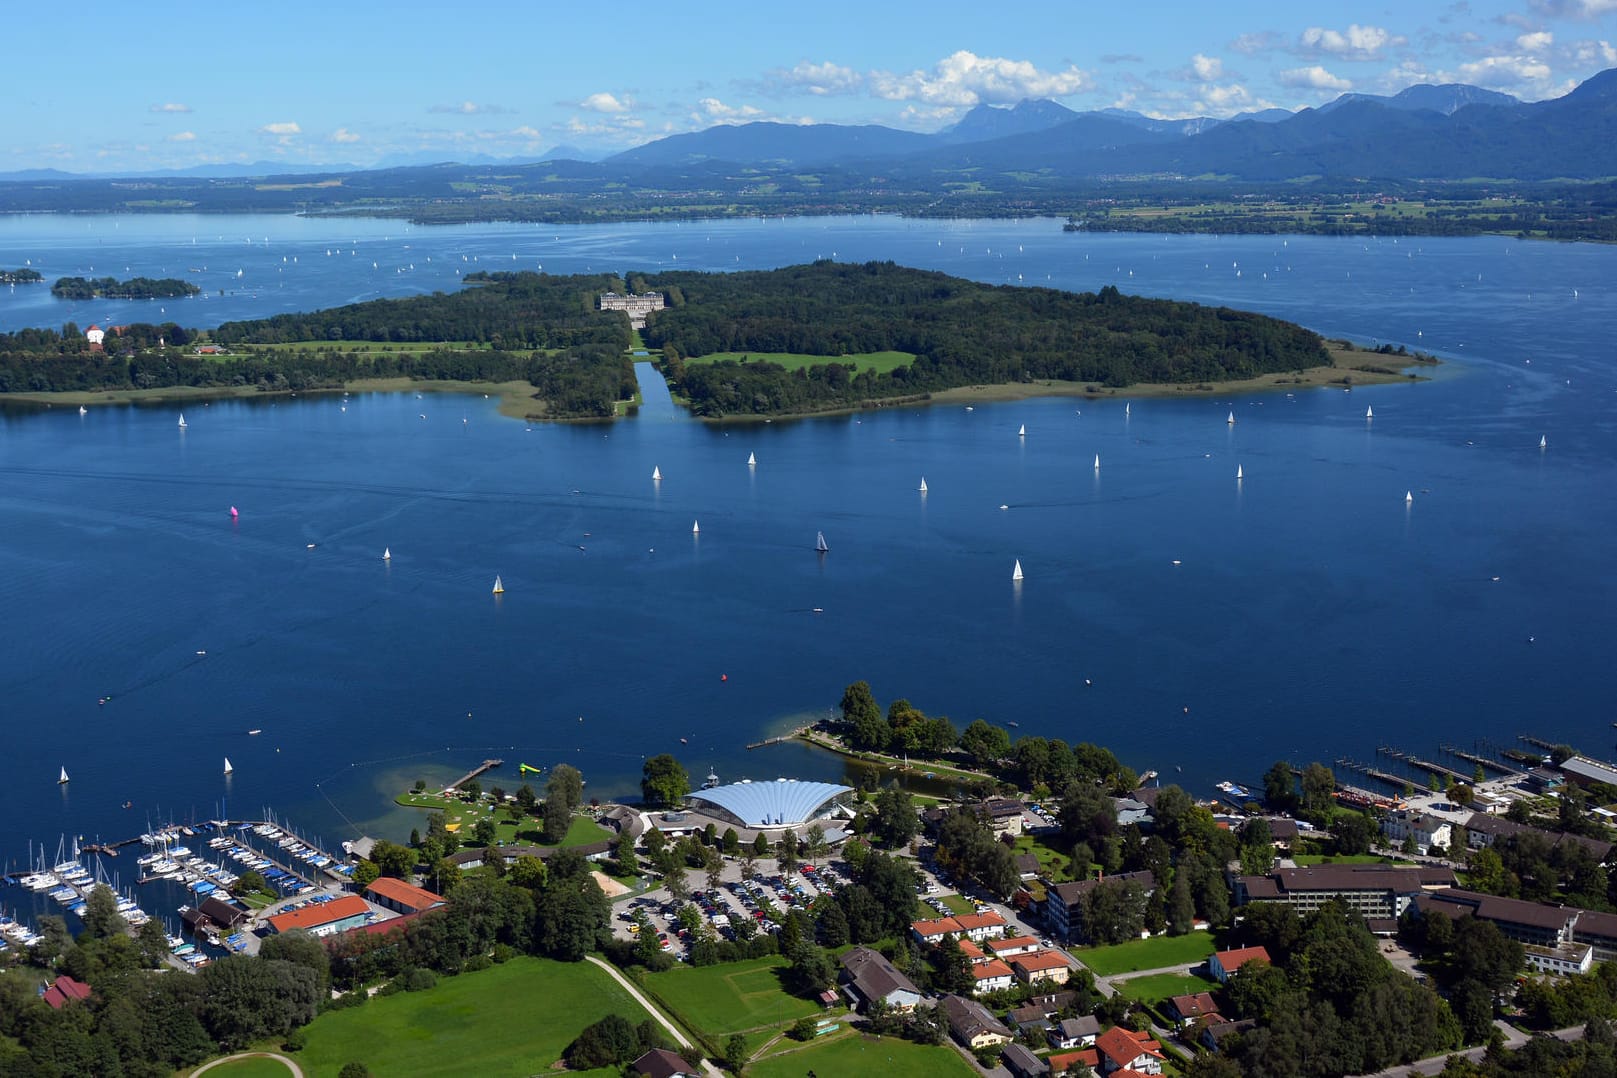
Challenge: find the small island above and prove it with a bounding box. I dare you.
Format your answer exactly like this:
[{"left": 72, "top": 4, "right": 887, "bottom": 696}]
[
  {"left": 51, "top": 275, "right": 201, "bottom": 300},
  {"left": 1, "top": 268, "right": 43, "bottom": 285}
]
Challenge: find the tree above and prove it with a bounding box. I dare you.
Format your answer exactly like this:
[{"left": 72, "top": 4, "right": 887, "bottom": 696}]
[
  {"left": 547, "top": 764, "right": 584, "bottom": 813},
  {"left": 641, "top": 754, "right": 690, "bottom": 808},
  {"left": 1300, "top": 762, "right": 1336, "bottom": 815},
  {"left": 613, "top": 828, "right": 637, "bottom": 872},
  {"left": 777, "top": 829, "right": 800, "bottom": 876},
  {"left": 514, "top": 783, "right": 539, "bottom": 816},
  {"left": 959, "top": 719, "right": 1012, "bottom": 766},
  {"left": 722, "top": 827, "right": 741, "bottom": 855},
  {"left": 803, "top": 823, "right": 828, "bottom": 864},
  {"left": 1332, "top": 810, "right": 1374, "bottom": 856},
  {"left": 752, "top": 832, "right": 769, "bottom": 857},
  {"left": 370, "top": 840, "right": 416, "bottom": 877},
  {"left": 339, "top": 1065, "right": 372, "bottom": 1078},
  {"left": 1167, "top": 869, "right": 1197, "bottom": 935},
  {"left": 723, "top": 1032, "right": 749, "bottom": 1072},
  {"left": 543, "top": 795, "right": 571, "bottom": 844},
  {"left": 81, "top": 884, "right": 127, "bottom": 940},
  {"left": 841, "top": 680, "right": 887, "bottom": 751},
  {"left": 871, "top": 781, "right": 918, "bottom": 847},
  {"left": 473, "top": 817, "right": 498, "bottom": 847}
]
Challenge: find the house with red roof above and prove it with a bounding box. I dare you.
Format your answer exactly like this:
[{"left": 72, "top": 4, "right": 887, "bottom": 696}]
[
  {"left": 1094, "top": 1026, "right": 1165, "bottom": 1074},
  {"left": 266, "top": 894, "right": 373, "bottom": 937},
  {"left": 364, "top": 877, "right": 446, "bottom": 916},
  {"left": 40, "top": 975, "right": 92, "bottom": 1010},
  {"left": 971, "top": 958, "right": 1015, "bottom": 995},
  {"left": 1209, "top": 944, "right": 1272, "bottom": 984},
  {"left": 1010, "top": 949, "right": 1072, "bottom": 986}
]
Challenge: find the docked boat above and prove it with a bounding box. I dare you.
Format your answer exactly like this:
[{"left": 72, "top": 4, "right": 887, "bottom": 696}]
[{"left": 1216, "top": 781, "right": 1252, "bottom": 800}]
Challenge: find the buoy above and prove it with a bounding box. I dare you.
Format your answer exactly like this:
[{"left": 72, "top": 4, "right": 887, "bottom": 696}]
[{"left": 721, "top": 674, "right": 728, "bottom": 682}]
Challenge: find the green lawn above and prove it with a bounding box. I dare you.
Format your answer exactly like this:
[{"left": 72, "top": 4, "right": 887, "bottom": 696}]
[
  {"left": 685, "top": 350, "right": 916, "bottom": 374},
  {"left": 1077, "top": 932, "right": 1217, "bottom": 977},
  {"left": 750, "top": 1033, "right": 977, "bottom": 1077},
  {"left": 1116, "top": 972, "right": 1221, "bottom": 1002},
  {"left": 393, "top": 791, "right": 611, "bottom": 850},
  {"left": 196, "top": 1057, "right": 298, "bottom": 1077},
  {"left": 937, "top": 894, "right": 975, "bottom": 916},
  {"left": 295, "top": 956, "right": 637, "bottom": 1077},
  {"left": 1012, "top": 834, "right": 1077, "bottom": 882},
  {"left": 640, "top": 956, "right": 823, "bottom": 1037}
]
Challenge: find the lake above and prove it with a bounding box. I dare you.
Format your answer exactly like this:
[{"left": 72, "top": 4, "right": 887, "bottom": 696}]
[{"left": 1, "top": 212, "right": 1614, "bottom": 879}]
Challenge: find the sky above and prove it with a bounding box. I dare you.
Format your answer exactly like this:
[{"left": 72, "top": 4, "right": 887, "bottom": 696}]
[{"left": 6, "top": 0, "right": 1615, "bottom": 174}]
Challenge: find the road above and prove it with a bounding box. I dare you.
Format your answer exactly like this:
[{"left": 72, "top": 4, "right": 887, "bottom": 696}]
[
  {"left": 584, "top": 954, "right": 723, "bottom": 1077},
  {"left": 1354, "top": 1022, "right": 1583, "bottom": 1077},
  {"left": 192, "top": 1052, "right": 304, "bottom": 1077}
]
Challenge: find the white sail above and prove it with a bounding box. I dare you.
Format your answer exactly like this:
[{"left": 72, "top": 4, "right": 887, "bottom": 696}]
[
  {"left": 492, "top": 575, "right": 504, "bottom": 594},
  {"left": 1237, "top": 465, "right": 1243, "bottom": 480},
  {"left": 1405, "top": 491, "right": 1413, "bottom": 504},
  {"left": 78, "top": 405, "right": 87, "bottom": 415},
  {"left": 223, "top": 758, "right": 233, "bottom": 775},
  {"left": 747, "top": 452, "right": 756, "bottom": 466},
  {"left": 692, "top": 520, "right": 700, "bottom": 534},
  {"left": 1125, "top": 402, "right": 1131, "bottom": 416},
  {"left": 1226, "top": 410, "right": 1235, "bottom": 425},
  {"left": 382, "top": 547, "right": 391, "bottom": 561},
  {"left": 177, "top": 413, "right": 187, "bottom": 428},
  {"left": 918, "top": 477, "right": 928, "bottom": 493},
  {"left": 1539, "top": 435, "right": 1547, "bottom": 449},
  {"left": 1366, "top": 405, "right": 1374, "bottom": 419},
  {"left": 1093, "top": 453, "right": 1100, "bottom": 470},
  {"left": 815, "top": 531, "right": 829, "bottom": 553},
  {"left": 59, "top": 767, "right": 69, "bottom": 784},
  {"left": 1011, "top": 559, "right": 1024, "bottom": 582},
  {"left": 1018, "top": 424, "right": 1026, "bottom": 437},
  {"left": 652, "top": 466, "right": 662, "bottom": 481}
]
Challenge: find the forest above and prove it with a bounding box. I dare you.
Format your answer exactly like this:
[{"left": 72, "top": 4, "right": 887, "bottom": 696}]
[
  {"left": 640, "top": 261, "right": 1331, "bottom": 417},
  {"left": 50, "top": 276, "right": 200, "bottom": 300}
]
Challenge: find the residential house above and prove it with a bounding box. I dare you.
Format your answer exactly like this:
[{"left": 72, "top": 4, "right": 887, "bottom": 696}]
[
  {"left": 911, "top": 917, "right": 960, "bottom": 947},
  {"left": 1165, "top": 992, "right": 1220, "bottom": 1028},
  {"left": 1380, "top": 808, "right": 1454, "bottom": 853},
  {"left": 1001, "top": 1043, "right": 1049, "bottom": 1078},
  {"left": 1094, "top": 1026, "right": 1166, "bottom": 1075},
  {"left": 1200, "top": 1019, "right": 1258, "bottom": 1053},
  {"left": 1462, "top": 812, "right": 1613, "bottom": 861},
  {"left": 1014, "top": 852, "right": 1042, "bottom": 880},
  {"left": 1208, "top": 945, "right": 1271, "bottom": 984},
  {"left": 939, "top": 994, "right": 1013, "bottom": 1049},
  {"left": 978, "top": 797, "right": 1028, "bottom": 836},
  {"left": 1048, "top": 1048, "right": 1101, "bottom": 1073},
  {"left": 1044, "top": 871, "right": 1155, "bottom": 943},
  {"left": 953, "top": 910, "right": 1009, "bottom": 941},
  {"left": 1011, "top": 949, "right": 1073, "bottom": 986},
  {"left": 630, "top": 1048, "right": 701, "bottom": 1078},
  {"left": 40, "top": 976, "right": 92, "bottom": 1010},
  {"left": 364, "top": 877, "right": 446, "bottom": 916},
  {"left": 1007, "top": 991, "right": 1076, "bottom": 1034},
  {"left": 839, "top": 946, "right": 923, "bottom": 1013},
  {"left": 1048, "top": 1014, "right": 1101, "bottom": 1049},
  {"left": 971, "top": 958, "right": 1015, "bottom": 995},
  {"left": 988, "top": 934, "right": 1042, "bottom": 959}
]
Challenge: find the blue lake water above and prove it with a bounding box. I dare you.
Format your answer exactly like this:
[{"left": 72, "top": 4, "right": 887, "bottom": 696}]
[{"left": 2, "top": 213, "right": 1615, "bottom": 885}]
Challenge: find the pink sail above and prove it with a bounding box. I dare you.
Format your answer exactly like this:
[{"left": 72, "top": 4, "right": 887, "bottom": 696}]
[{"left": 229, "top": 506, "right": 239, "bottom": 518}]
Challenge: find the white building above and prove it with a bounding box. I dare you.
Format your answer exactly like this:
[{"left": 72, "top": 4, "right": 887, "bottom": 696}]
[{"left": 1381, "top": 808, "right": 1453, "bottom": 852}]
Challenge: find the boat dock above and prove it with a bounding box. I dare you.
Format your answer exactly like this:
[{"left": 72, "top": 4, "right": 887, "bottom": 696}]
[
  {"left": 1441, "top": 745, "right": 1522, "bottom": 777},
  {"left": 442, "top": 759, "right": 503, "bottom": 795},
  {"left": 1377, "top": 746, "right": 1470, "bottom": 786},
  {"left": 1336, "top": 757, "right": 1410, "bottom": 792},
  {"left": 1518, "top": 735, "right": 1561, "bottom": 756},
  {"left": 746, "top": 735, "right": 795, "bottom": 750}
]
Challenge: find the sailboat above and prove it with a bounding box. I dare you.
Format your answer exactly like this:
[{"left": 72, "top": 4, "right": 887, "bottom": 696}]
[
  {"left": 815, "top": 531, "right": 829, "bottom": 553},
  {"left": 177, "top": 413, "right": 187, "bottom": 429},
  {"left": 1018, "top": 424, "right": 1026, "bottom": 437},
  {"left": 78, "top": 405, "right": 87, "bottom": 415},
  {"left": 747, "top": 452, "right": 756, "bottom": 466},
  {"left": 652, "top": 466, "right": 662, "bottom": 481},
  {"left": 1011, "top": 559, "right": 1024, "bottom": 582},
  {"left": 1236, "top": 465, "right": 1244, "bottom": 480},
  {"left": 1125, "top": 402, "right": 1131, "bottom": 416},
  {"left": 1366, "top": 405, "right": 1374, "bottom": 420},
  {"left": 1093, "top": 453, "right": 1100, "bottom": 470},
  {"left": 1539, "top": 435, "right": 1547, "bottom": 449},
  {"left": 692, "top": 520, "right": 700, "bottom": 534},
  {"left": 1226, "top": 411, "right": 1235, "bottom": 425},
  {"left": 58, "top": 767, "right": 69, "bottom": 785},
  {"left": 223, "top": 758, "right": 233, "bottom": 776},
  {"left": 1405, "top": 491, "right": 1414, "bottom": 504},
  {"left": 382, "top": 547, "right": 391, "bottom": 561},
  {"left": 918, "top": 477, "right": 928, "bottom": 493},
  {"left": 491, "top": 575, "right": 504, "bottom": 595}
]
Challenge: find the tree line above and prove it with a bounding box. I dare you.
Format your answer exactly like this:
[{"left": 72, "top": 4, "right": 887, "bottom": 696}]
[
  {"left": 51, "top": 276, "right": 200, "bottom": 300},
  {"left": 640, "top": 261, "right": 1331, "bottom": 416}
]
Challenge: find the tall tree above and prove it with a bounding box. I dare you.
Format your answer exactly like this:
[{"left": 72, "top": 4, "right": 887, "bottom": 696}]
[
  {"left": 841, "top": 680, "right": 889, "bottom": 751},
  {"left": 641, "top": 754, "right": 690, "bottom": 808}
]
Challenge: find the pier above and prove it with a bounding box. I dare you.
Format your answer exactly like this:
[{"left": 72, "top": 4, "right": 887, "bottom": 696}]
[
  {"left": 1441, "top": 745, "right": 1522, "bottom": 777},
  {"left": 1377, "top": 746, "right": 1470, "bottom": 786},
  {"left": 1518, "top": 735, "right": 1561, "bottom": 756},
  {"left": 746, "top": 735, "right": 795, "bottom": 750},
  {"left": 442, "top": 758, "right": 503, "bottom": 795},
  {"left": 1336, "top": 757, "right": 1411, "bottom": 792}
]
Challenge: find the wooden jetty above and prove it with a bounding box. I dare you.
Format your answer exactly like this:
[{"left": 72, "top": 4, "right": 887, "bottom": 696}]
[
  {"left": 1519, "top": 735, "right": 1561, "bottom": 755},
  {"left": 442, "top": 759, "right": 503, "bottom": 794},
  {"left": 1441, "top": 745, "right": 1522, "bottom": 776},
  {"left": 1336, "top": 758, "right": 1410, "bottom": 792},
  {"left": 1378, "top": 746, "right": 1470, "bottom": 786},
  {"left": 746, "top": 735, "right": 794, "bottom": 751}
]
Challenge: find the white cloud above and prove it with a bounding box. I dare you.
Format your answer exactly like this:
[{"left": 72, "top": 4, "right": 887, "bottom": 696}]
[
  {"left": 1298, "top": 24, "right": 1406, "bottom": 60},
  {"left": 1278, "top": 65, "right": 1353, "bottom": 91},
  {"left": 429, "top": 101, "right": 510, "bottom": 115},
  {"left": 1572, "top": 38, "right": 1617, "bottom": 64},
  {"left": 166, "top": 131, "right": 196, "bottom": 142},
  {"left": 259, "top": 122, "right": 301, "bottom": 136},
  {"left": 329, "top": 128, "right": 360, "bottom": 144},
  {"left": 694, "top": 97, "right": 766, "bottom": 124},
  {"left": 1517, "top": 30, "right": 1554, "bottom": 50},
  {"left": 1529, "top": 0, "right": 1617, "bottom": 17},
  {"left": 1229, "top": 31, "right": 1284, "bottom": 55},
  {"left": 1198, "top": 83, "right": 1257, "bottom": 113},
  {"left": 579, "top": 92, "right": 630, "bottom": 114},
  {"left": 1190, "top": 53, "right": 1224, "bottom": 81},
  {"left": 150, "top": 103, "right": 191, "bottom": 114},
  {"left": 1455, "top": 54, "right": 1553, "bottom": 85},
  {"left": 869, "top": 50, "right": 1093, "bottom": 107},
  {"left": 768, "top": 60, "right": 863, "bottom": 96}
]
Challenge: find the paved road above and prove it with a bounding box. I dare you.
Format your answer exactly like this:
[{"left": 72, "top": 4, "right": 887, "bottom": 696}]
[
  {"left": 192, "top": 1051, "right": 304, "bottom": 1077},
  {"left": 585, "top": 955, "right": 722, "bottom": 1077},
  {"left": 1355, "top": 1022, "right": 1582, "bottom": 1077}
]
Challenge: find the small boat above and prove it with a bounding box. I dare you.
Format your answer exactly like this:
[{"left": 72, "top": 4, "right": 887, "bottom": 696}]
[
  {"left": 1018, "top": 424, "right": 1026, "bottom": 437},
  {"left": 1405, "top": 491, "right": 1414, "bottom": 504},
  {"left": 1236, "top": 465, "right": 1243, "bottom": 480},
  {"left": 1093, "top": 454, "right": 1100, "bottom": 470},
  {"left": 223, "top": 758, "right": 233, "bottom": 775},
  {"left": 815, "top": 531, "right": 829, "bottom": 553},
  {"left": 58, "top": 767, "right": 69, "bottom": 784},
  {"left": 1125, "top": 402, "right": 1131, "bottom": 416},
  {"left": 1011, "top": 559, "right": 1024, "bottom": 582},
  {"left": 747, "top": 452, "right": 756, "bottom": 466},
  {"left": 918, "top": 477, "right": 928, "bottom": 493},
  {"left": 692, "top": 520, "right": 700, "bottom": 534},
  {"left": 492, "top": 575, "right": 505, "bottom": 595},
  {"left": 247, "top": 729, "right": 261, "bottom": 736},
  {"left": 652, "top": 466, "right": 662, "bottom": 481},
  {"left": 178, "top": 413, "right": 187, "bottom": 429},
  {"left": 1539, "top": 435, "right": 1547, "bottom": 449},
  {"left": 78, "top": 405, "right": 87, "bottom": 415},
  {"left": 679, "top": 737, "right": 688, "bottom": 744},
  {"left": 1366, "top": 405, "right": 1374, "bottom": 419},
  {"left": 1226, "top": 410, "right": 1235, "bottom": 425},
  {"left": 229, "top": 506, "right": 238, "bottom": 519},
  {"left": 382, "top": 547, "right": 391, "bottom": 560}
]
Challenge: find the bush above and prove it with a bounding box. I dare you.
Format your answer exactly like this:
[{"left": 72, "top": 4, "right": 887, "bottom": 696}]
[
  {"left": 405, "top": 967, "right": 438, "bottom": 992},
  {"left": 464, "top": 954, "right": 493, "bottom": 973},
  {"left": 281, "top": 1029, "right": 307, "bottom": 1052},
  {"left": 339, "top": 1064, "right": 372, "bottom": 1078},
  {"left": 490, "top": 943, "right": 514, "bottom": 964},
  {"left": 789, "top": 1016, "right": 819, "bottom": 1042}
]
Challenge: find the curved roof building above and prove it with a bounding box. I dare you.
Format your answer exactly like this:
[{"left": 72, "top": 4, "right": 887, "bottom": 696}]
[{"left": 689, "top": 778, "right": 852, "bottom": 829}]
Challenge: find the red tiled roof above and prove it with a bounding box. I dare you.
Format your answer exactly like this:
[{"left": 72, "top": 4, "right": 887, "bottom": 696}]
[
  {"left": 989, "top": 934, "right": 1041, "bottom": 953},
  {"left": 41, "top": 976, "right": 92, "bottom": 1009},
  {"left": 1011, "top": 950, "right": 1070, "bottom": 972},
  {"left": 268, "top": 894, "right": 371, "bottom": 933},
  {"left": 912, "top": 917, "right": 961, "bottom": 936},
  {"left": 1047, "top": 1049, "right": 1100, "bottom": 1072},
  {"left": 972, "top": 959, "right": 1014, "bottom": 981},
  {"left": 1214, "top": 945, "right": 1272, "bottom": 971},
  {"left": 953, "top": 911, "right": 1007, "bottom": 931},
  {"left": 365, "top": 876, "right": 446, "bottom": 912},
  {"left": 1096, "top": 1026, "right": 1164, "bottom": 1070}
]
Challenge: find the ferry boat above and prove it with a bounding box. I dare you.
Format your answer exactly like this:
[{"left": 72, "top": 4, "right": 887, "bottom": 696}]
[{"left": 1216, "top": 781, "right": 1253, "bottom": 801}]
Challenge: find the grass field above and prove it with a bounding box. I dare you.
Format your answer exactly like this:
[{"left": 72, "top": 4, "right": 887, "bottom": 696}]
[
  {"left": 750, "top": 1033, "right": 977, "bottom": 1077},
  {"left": 640, "top": 956, "right": 823, "bottom": 1036},
  {"left": 684, "top": 350, "right": 916, "bottom": 374},
  {"left": 393, "top": 790, "right": 611, "bottom": 850},
  {"left": 296, "top": 956, "right": 635, "bottom": 1077},
  {"left": 937, "top": 894, "right": 975, "bottom": 916},
  {"left": 196, "top": 1057, "right": 298, "bottom": 1077},
  {"left": 1116, "top": 972, "right": 1221, "bottom": 1002},
  {"left": 1012, "top": 834, "right": 1076, "bottom": 882},
  {"left": 1077, "top": 932, "right": 1217, "bottom": 977}
]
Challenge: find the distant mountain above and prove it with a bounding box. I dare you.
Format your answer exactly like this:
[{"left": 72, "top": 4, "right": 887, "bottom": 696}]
[
  {"left": 1095, "top": 108, "right": 1226, "bottom": 136},
  {"left": 1227, "top": 107, "right": 1295, "bottom": 125},
  {"left": 0, "top": 167, "right": 79, "bottom": 181},
  {"left": 606, "top": 121, "right": 933, "bottom": 168},
  {"left": 941, "top": 99, "right": 1081, "bottom": 142},
  {"left": 1320, "top": 82, "right": 1521, "bottom": 116}
]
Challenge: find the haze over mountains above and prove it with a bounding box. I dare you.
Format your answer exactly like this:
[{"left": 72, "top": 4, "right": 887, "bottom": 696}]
[{"left": 1, "top": 70, "right": 1613, "bottom": 190}]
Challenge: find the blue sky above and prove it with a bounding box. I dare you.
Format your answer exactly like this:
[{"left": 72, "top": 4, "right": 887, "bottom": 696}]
[{"left": 7, "top": 0, "right": 1615, "bottom": 173}]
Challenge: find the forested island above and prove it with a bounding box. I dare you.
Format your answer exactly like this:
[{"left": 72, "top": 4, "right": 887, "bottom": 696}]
[
  {"left": 1, "top": 262, "right": 1403, "bottom": 420},
  {"left": 1, "top": 268, "right": 43, "bottom": 284},
  {"left": 50, "top": 276, "right": 201, "bottom": 300}
]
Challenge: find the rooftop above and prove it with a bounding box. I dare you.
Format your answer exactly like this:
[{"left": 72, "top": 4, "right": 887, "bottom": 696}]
[
  {"left": 267, "top": 894, "right": 372, "bottom": 933},
  {"left": 689, "top": 778, "right": 852, "bottom": 828},
  {"left": 365, "top": 876, "right": 446, "bottom": 912}
]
